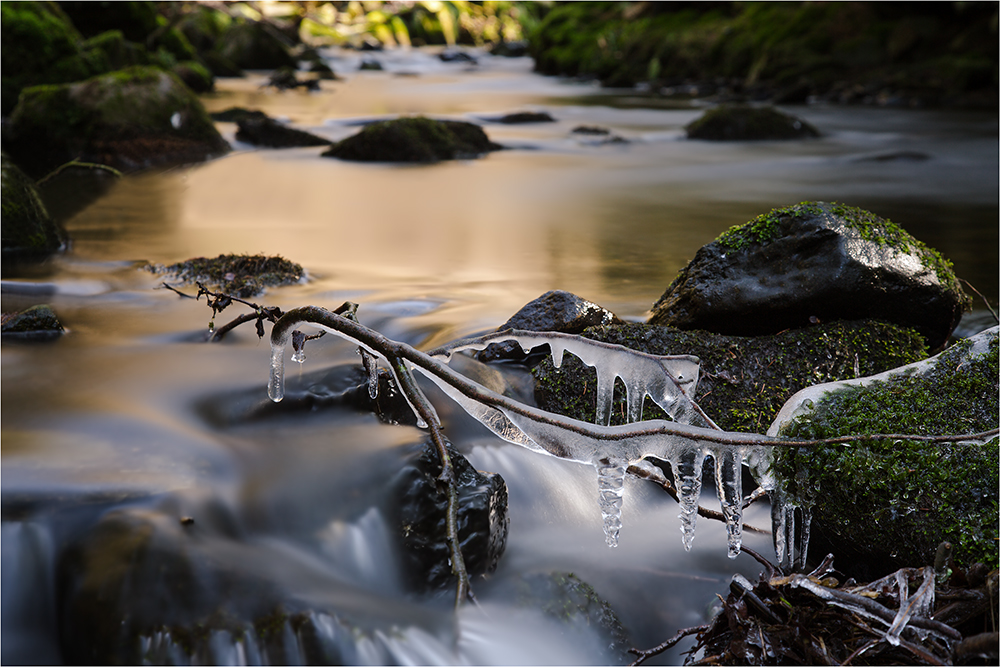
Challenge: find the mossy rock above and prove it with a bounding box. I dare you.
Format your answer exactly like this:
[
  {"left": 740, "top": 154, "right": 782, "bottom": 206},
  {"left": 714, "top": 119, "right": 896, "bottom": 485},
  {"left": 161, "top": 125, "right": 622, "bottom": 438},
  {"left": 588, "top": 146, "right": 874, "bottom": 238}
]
[
  {"left": 685, "top": 104, "right": 819, "bottom": 141},
  {"left": 4, "top": 65, "right": 229, "bottom": 177},
  {"left": 0, "top": 2, "right": 97, "bottom": 114},
  {"left": 1, "top": 304, "right": 65, "bottom": 341},
  {"left": 152, "top": 253, "right": 304, "bottom": 299},
  {"left": 1, "top": 152, "right": 67, "bottom": 264},
  {"left": 532, "top": 319, "right": 928, "bottom": 434},
  {"left": 649, "top": 202, "right": 970, "bottom": 351},
  {"left": 236, "top": 117, "right": 330, "bottom": 149},
  {"left": 771, "top": 327, "right": 999, "bottom": 577},
  {"left": 215, "top": 18, "right": 296, "bottom": 70},
  {"left": 322, "top": 117, "right": 502, "bottom": 163},
  {"left": 171, "top": 60, "right": 214, "bottom": 93}
]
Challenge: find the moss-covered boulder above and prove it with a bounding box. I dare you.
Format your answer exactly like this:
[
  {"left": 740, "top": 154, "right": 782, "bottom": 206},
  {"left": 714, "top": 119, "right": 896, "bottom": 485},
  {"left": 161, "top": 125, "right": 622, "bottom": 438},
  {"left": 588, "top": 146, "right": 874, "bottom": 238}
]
[
  {"left": 215, "top": 18, "right": 296, "bottom": 70},
  {"left": 171, "top": 60, "right": 214, "bottom": 93},
  {"left": 1, "top": 153, "right": 67, "bottom": 264},
  {"left": 322, "top": 117, "right": 503, "bottom": 163},
  {"left": 1, "top": 304, "right": 65, "bottom": 341},
  {"left": 4, "top": 66, "right": 229, "bottom": 177},
  {"left": 685, "top": 104, "right": 819, "bottom": 141},
  {"left": 152, "top": 253, "right": 304, "bottom": 299},
  {"left": 649, "top": 202, "right": 970, "bottom": 351},
  {"left": 0, "top": 2, "right": 103, "bottom": 114},
  {"left": 770, "top": 326, "right": 999, "bottom": 578},
  {"left": 533, "top": 319, "right": 927, "bottom": 433}
]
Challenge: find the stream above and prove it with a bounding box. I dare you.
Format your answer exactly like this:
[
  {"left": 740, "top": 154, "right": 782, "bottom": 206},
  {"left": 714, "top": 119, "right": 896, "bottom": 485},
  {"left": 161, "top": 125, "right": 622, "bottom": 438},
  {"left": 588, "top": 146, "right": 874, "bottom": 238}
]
[{"left": 2, "top": 48, "right": 997, "bottom": 665}]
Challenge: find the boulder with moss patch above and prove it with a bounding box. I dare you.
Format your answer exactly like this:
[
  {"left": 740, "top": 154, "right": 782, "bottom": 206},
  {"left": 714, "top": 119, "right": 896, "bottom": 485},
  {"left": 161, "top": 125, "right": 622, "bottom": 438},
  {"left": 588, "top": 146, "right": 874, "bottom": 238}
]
[
  {"left": 215, "top": 18, "right": 296, "bottom": 70},
  {"left": 4, "top": 66, "right": 229, "bottom": 178},
  {"left": 685, "top": 104, "right": 819, "bottom": 141},
  {"left": 1, "top": 153, "right": 67, "bottom": 264},
  {"left": 532, "top": 319, "right": 927, "bottom": 434},
  {"left": 152, "top": 253, "right": 304, "bottom": 299},
  {"left": 322, "top": 117, "right": 502, "bottom": 163},
  {"left": 1, "top": 304, "right": 65, "bottom": 341},
  {"left": 649, "top": 202, "right": 969, "bottom": 351},
  {"left": 770, "top": 326, "right": 999, "bottom": 579}
]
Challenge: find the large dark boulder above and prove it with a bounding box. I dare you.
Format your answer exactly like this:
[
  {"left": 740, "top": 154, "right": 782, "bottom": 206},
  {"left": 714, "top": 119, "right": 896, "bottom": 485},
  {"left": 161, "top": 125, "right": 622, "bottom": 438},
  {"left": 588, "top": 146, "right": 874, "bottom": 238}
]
[
  {"left": 215, "top": 18, "right": 296, "bottom": 70},
  {"left": 533, "top": 319, "right": 928, "bottom": 433},
  {"left": 771, "top": 326, "right": 999, "bottom": 579},
  {"left": 322, "top": 117, "right": 502, "bottom": 163},
  {"left": 478, "top": 289, "right": 625, "bottom": 362},
  {"left": 5, "top": 66, "right": 229, "bottom": 177},
  {"left": 389, "top": 439, "right": 508, "bottom": 594},
  {"left": 648, "top": 202, "right": 969, "bottom": 351},
  {"left": 685, "top": 104, "right": 819, "bottom": 141},
  {"left": 1, "top": 153, "right": 67, "bottom": 264},
  {"left": 0, "top": 2, "right": 102, "bottom": 114}
]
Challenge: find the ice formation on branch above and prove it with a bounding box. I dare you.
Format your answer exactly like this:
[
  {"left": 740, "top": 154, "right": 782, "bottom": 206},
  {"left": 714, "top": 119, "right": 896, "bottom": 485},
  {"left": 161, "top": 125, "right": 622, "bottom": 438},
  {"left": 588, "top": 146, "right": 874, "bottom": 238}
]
[{"left": 267, "top": 306, "right": 781, "bottom": 559}]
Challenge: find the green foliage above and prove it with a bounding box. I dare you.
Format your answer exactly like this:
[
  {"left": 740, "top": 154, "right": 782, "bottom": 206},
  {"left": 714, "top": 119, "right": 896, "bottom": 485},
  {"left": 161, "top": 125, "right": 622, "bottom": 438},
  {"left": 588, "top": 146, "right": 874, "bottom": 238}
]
[{"left": 775, "top": 335, "right": 999, "bottom": 569}]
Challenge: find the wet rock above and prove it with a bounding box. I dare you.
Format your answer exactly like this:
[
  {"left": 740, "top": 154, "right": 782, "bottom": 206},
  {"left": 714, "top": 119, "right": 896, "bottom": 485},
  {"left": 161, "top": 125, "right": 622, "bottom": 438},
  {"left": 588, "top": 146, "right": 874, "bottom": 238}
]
[
  {"left": 484, "top": 111, "right": 556, "bottom": 124},
  {"left": 439, "top": 50, "right": 477, "bottom": 64},
  {"left": 236, "top": 116, "right": 330, "bottom": 148},
  {"left": 533, "top": 319, "right": 928, "bottom": 433},
  {"left": 648, "top": 202, "right": 970, "bottom": 351},
  {"left": 210, "top": 107, "right": 268, "bottom": 123},
  {"left": 215, "top": 18, "right": 296, "bottom": 70},
  {"left": 264, "top": 66, "right": 320, "bottom": 91},
  {"left": 359, "top": 58, "right": 383, "bottom": 71},
  {"left": 171, "top": 59, "right": 214, "bottom": 93},
  {"left": 322, "top": 117, "right": 502, "bottom": 163},
  {"left": 1, "top": 305, "right": 65, "bottom": 341},
  {"left": 771, "top": 326, "right": 999, "bottom": 579},
  {"left": 854, "top": 150, "right": 931, "bottom": 162},
  {"left": 571, "top": 125, "right": 611, "bottom": 135},
  {"left": 478, "top": 290, "right": 624, "bottom": 363},
  {"left": 389, "top": 439, "right": 508, "bottom": 594},
  {"left": 1, "top": 153, "right": 67, "bottom": 264},
  {"left": 489, "top": 40, "right": 529, "bottom": 58},
  {"left": 200, "top": 50, "right": 245, "bottom": 78},
  {"left": 0, "top": 2, "right": 98, "bottom": 115},
  {"left": 151, "top": 253, "right": 304, "bottom": 299},
  {"left": 4, "top": 65, "right": 230, "bottom": 178},
  {"left": 685, "top": 104, "right": 819, "bottom": 141},
  {"left": 308, "top": 60, "right": 339, "bottom": 80},
  {"left": 56, "top": 498, "right": 449, "bottom": 665}
]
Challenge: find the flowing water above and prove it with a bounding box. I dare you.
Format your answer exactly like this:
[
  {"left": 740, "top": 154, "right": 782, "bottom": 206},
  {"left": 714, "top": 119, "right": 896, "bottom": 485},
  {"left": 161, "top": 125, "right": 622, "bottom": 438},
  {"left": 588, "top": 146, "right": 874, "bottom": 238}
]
[{"left": 2, "top": 48, "right": 997, "bottom": 665}]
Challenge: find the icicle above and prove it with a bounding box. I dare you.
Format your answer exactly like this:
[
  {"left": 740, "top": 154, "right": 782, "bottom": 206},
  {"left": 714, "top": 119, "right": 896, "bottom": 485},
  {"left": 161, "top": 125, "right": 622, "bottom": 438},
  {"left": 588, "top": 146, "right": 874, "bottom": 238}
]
[
  {"left": 595, "top": 373, "right": 615, "bottom": 426},
  {"left": 268, "top": 343, "right": 286, "bottom": 402},
  {"left": 672, "top": 446, "right": 705, "bottom": 550},
  {"left": 360, "top": 347, "right": 379, "bottom": 399},
  {"left": 595, "top": 457, "right": 626, "bottom": 547},
  {"left": 714, "top": 448, "right": 744, "bottom": 558}
]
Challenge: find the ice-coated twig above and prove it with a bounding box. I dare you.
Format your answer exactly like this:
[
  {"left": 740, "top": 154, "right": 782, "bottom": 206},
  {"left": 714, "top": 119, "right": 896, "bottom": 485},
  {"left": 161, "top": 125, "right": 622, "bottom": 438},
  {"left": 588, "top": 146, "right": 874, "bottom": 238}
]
[{"left": 266, "top": 306, "right": 999, "bottom": 571}]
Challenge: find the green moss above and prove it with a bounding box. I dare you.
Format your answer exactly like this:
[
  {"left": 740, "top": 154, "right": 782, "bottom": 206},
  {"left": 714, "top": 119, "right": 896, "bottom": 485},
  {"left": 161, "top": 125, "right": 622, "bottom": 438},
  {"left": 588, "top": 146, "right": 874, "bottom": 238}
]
[
  {"left": 155, "top": 253, "right": 304, "bottom": 298},
  {"left": 717, "top": 201, "right": 824, "bottom": 250},
  {"left": 1, "top": 152, "right": 66, "bottom": 259},
  {"left": 776, "top": 334, "right": 999, "bottom": 569},
  {"left": 533, "top": 319, "right": 927, "bottom": 433}
]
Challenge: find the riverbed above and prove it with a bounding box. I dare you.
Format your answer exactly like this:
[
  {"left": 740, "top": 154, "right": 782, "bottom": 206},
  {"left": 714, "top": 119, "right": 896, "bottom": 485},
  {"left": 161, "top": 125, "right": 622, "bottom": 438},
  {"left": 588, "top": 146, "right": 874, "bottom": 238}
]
[{"left": 2, "top": 48, "right": 997, "bottom": 665}]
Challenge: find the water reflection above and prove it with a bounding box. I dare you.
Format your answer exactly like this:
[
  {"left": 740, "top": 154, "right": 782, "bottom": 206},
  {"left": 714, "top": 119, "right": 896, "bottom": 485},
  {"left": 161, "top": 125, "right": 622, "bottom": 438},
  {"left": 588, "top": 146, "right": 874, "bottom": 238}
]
[{"left": 2, "top": 46, "right": 997, "bottom": 665}]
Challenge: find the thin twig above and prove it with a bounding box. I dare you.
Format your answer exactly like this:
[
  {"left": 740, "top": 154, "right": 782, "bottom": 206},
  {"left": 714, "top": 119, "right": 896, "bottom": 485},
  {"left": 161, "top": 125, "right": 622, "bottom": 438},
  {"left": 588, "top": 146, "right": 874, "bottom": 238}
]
[
  {"left": 628, "top": 623, "right": 710, "bottom": 666},
  {"left": 37, "top": 159, "right": 122, "bottom": 186},
  {"left": 961, "top": 279, "right": 999, "bottom": 323}
]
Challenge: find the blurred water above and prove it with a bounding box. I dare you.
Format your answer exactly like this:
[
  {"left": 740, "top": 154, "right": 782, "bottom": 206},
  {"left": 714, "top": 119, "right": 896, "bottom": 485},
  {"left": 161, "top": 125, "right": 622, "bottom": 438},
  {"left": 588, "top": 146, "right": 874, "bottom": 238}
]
[{"left": 2, "top": 47, "right": 997, "bottom": 665}]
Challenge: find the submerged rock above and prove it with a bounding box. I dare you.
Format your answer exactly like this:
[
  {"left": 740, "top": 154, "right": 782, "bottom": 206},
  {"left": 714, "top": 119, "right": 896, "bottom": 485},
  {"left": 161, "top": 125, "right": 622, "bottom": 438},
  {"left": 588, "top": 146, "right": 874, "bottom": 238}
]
[
  {"left": 389, "top": 439, "right": 509, "bottom": 595},
  {"left": 649, "top": 202, "right": 969, "bottom": 351},
  {"left": 5, "top": 66, "right": 230, "bottom": 177},
  {"left": 1, "top": 153, "right": 67, "bottom": 264},
  {"left": 152, "top": 253, "right": 304, "bottom": 298},
  {"left": 210, "top": 107, "right": 268, "bottom": 123},
  {"left": 322, "top": 117, "right": 502, "bottom": 163},
  {"left": 478, "top": 290, "right": 624, "bottom": 362},
  {"left": 236, "top": 116, "right": 330, "bottom": 148},
  {"left": 533, "top": 319, "right": 928, "bottom": 433},
  {"left": 1, "top": 304, "right": 65, "bottom": 341},
  {"left": 770, "top": 326, "right": 999, "bottom": 579},
  {"left": 483, "top": 111, "right": 556, "bottom": 124},
  {"left": 685, "top": 104, "right": 819, "bottom": 141},
  {"left": 264, "top": 66, "right": 320, "bottom": 91}
]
